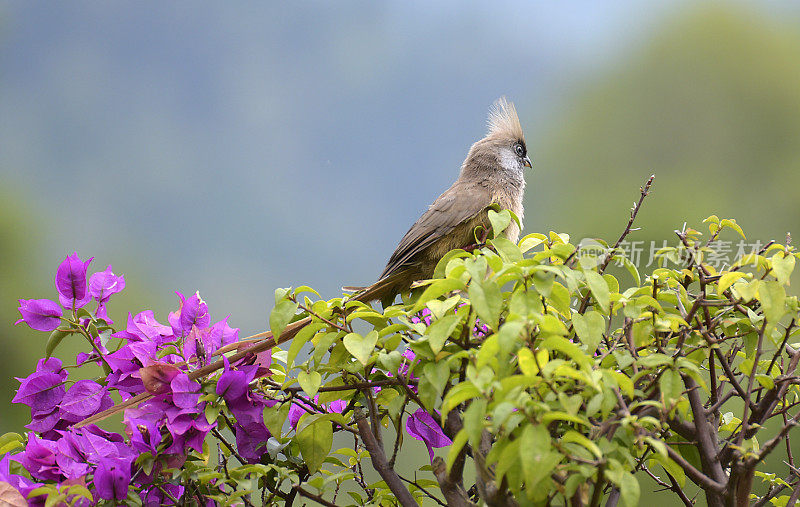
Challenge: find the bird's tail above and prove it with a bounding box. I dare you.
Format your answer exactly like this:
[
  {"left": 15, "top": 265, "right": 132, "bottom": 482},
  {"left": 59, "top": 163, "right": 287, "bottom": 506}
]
[{"left": 344, "top": 271, "right": 408, "bottom": 305}]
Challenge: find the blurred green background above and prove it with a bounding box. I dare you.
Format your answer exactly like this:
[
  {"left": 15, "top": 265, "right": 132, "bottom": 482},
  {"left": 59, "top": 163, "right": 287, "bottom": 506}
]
[{"left": 2, "top": 2, "right": 800, "bottom": 503}]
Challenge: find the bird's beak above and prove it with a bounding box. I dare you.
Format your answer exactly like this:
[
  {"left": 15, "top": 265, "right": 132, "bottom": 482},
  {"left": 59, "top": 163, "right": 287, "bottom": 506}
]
[{"left": 523, "top": 156, "right": 532, "bottom": 169}]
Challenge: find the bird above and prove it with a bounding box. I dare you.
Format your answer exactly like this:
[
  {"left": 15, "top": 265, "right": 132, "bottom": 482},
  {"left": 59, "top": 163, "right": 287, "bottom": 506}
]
[{"left": 348, "top": 97, "right": 532, "bottom": 306}]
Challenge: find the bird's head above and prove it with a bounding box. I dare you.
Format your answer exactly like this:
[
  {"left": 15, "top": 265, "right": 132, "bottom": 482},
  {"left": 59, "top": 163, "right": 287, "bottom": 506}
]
[{"left": 462, "top": 97, "right": 532, "bottom": 178}]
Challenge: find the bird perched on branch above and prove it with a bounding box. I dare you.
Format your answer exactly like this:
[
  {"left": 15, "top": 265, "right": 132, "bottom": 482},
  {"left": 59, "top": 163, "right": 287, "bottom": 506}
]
[
  {"left": 74, "top": 98, "right": 532, "bottom": 428},
  {"left": 348, "top": 97, "right": 532, "bottom": 306}
]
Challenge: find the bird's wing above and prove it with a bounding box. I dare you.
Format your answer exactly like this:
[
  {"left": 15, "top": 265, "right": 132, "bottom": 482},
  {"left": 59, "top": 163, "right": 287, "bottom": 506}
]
[{"left": 378, "top": 182, "right": 492, "bottom": 280}]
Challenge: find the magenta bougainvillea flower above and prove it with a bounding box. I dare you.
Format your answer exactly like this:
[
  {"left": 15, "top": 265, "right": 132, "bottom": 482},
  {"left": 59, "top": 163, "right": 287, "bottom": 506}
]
[
  {"left": 169, "top": 291, "right": 210, "bottom": 338},
  {"left": 88, "top": 265, "right": 126, "bottom": 303},
  {"left": 55, "top": 252, "right": 94, "bottom": 309},
  {"left": 405, "top": 408, "right": 452, "bottom": 461},
  {"left": 12, "top": 358, "right": 68, "bottom": 415},
  {"left": 15, "top": 298, "right": 63, "bottom": 332},
  {"left": 58, "top": 379, "right": 113, "bottom": 422},
  {"left": 113, "top": 310, "right": 173, "bottom": 345},
  {"left": 93, "top": 457, "right": 132, "bottom": 501}
]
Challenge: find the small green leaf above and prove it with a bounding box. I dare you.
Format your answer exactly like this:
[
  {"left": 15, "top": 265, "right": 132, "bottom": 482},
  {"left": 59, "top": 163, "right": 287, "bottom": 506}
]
[
  {"left": 343, "top": 331, "right": 379, "bottom": 366},
  {"left": 296, "top": 419, "right": 333, "bottom": 473},
  {"left": 547, "top": 282, "right": 571, "bottom": 316},
  {"left": 287, "top": 323, "right": 326, "bottom": 367},
  {"left": 270, "top": 299, "right": 299, "bottom": 337},
  {"left": 618, "top": 471, "right": 640, "bottom": 507},
  {"left": 771, "top": 253, "right": 796, "bottom": 285},
  {"left": 760, "top": 281, "right": 786, "bottom": 326},
  {"left": 720, "top": 218, "right": 745, "bottom": 239},
  {"left": 561, "top": 430, "right": 602, "bottom": 459},
  {"left": 446, "top": 430, "right": 469, "bottom": 472},
  {"left": 755, "top": 374, "right": 774, "bottom": 390},
  {"left": 518, "top": 347, "right": 548, "bottom": 376},
  {"left": 425, "top": 314, "right": 460, "bottom": 355},
  {"left": 487, "top": 209, "right": 511, "bottom": 238},
  {"left": 659, "top": 369, "right": 683, "bottom": 404},
  {"left": 572, "top": 312, "right": 604, "bottom": 353},
  {"left": 717, "top": 272, "right": 748, "bottom": 296},
  {"left": 412, "top": 278, "right": 466, "bottom": 313},
  {"left": 584, "top": 270, "right": 610, "bottom": 313},
  {"left": 297, "top": 371, "right": 322, "bottom": 397},
  {"left": 468, "top": 279, "right": 502, "bottom": 330},
  {"left": 45, "top": 329, "right": 71, "bottom": 359},
  {"left": 540, "top": 336, "right": 592, "bottom": 370},
  {"left": 541, "top": 411, "right": 590, "bottom": 426},
  {"left": 441, "top": 382, "right": 481, "bottom": 419},
  {"left": 423, "top": 361, "right": 450, "bottom": 395}
]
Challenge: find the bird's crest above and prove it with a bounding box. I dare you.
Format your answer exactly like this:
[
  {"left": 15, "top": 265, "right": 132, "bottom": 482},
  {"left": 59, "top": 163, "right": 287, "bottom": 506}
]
[{"left": 487, "top": 97, "right": 524, "bottom": 140}]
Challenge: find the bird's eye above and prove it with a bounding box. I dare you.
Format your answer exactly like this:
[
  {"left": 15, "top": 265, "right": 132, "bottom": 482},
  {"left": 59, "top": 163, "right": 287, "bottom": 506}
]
[{"left": 514, "top": 144, "right": 525, "bottom": 157}]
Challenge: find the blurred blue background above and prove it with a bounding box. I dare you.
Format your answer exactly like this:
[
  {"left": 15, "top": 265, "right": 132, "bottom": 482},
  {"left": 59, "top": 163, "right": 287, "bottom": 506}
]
[{"left": 3, "top": 2, "right": 800, "bottom": 494}]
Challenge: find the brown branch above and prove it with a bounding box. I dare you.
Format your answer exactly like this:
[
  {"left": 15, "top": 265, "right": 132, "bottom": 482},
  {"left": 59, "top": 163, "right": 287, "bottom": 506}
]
[
  {"left": 682, "top": 375, "right": 727, "bottom": 485},
  {"left": 664, "top": 442, "right": 726, "bottom": 494},
  {"left": 432, "top": 457, "right": 477, "bottom": 507},
  {"left": 292, "top": 485, "right": 339, "bottom": 507},
  {"left": 74, "top": 316, "right": 313, "bottom": 427},
  {"left": 576, "top": 175, "right": 654, "bottom": 315},
  {"left": 354, "top": 408, "right": 417, "bottom": 507}
]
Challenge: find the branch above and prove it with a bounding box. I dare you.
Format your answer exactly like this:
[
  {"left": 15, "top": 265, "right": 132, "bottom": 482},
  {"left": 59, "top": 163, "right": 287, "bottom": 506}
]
[
  {"left": 664, "top": 443, "right": 726, "bottom": 494},
  {"left": 432, "top": 457, "right": 477, "bottom": 507},
  {"left": 292, "top": 485, "right": 339, "bottom": 507},
  {"left": 576, "top": 175, "right": 654, "bottom": 315},
  {"left": 74, "top": 316, "right": 313, "bottom": 427},
  {"left": 354, "top": 408, "right": 417, "bottom": 507}
]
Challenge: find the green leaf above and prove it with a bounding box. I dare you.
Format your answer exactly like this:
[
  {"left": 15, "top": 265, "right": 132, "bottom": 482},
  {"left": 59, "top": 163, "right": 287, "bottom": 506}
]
[
  {"left": 584, "top": 270, "right": 610, "bottom": 313},
  {"left": 518, "top": 425, "right": 560, "bottom": 490},
  {"left": 492, "top": 236, "right": 523, "bottom": 263},
  {"left": 733, "top": 279, "right": 760, "bottom": 302},
  {"left": 343, "top": 331, "right": 378, "bottom": 366},
  {"left": 45, "top": 328, "right": 72, "bottom": 359},
  {"left": 0, "top": 432, "right": 23, "bottom": 455},
  {"left": 488, "top": 209, "right": 511, "bottom": 238},
  {"left": 720, "top": 218, "right": 745, "bottom": 239},
  {"left": 760, "top": 281, "right": 786, "bottom": 326},
  {"left": 652, "top": 453, "right": 686, "bottom": 487},
  {"left": 263, "top": 402, "right": 290, "bottom": 437},
  {"left": 270, "top": 299, "right": 299, "bottom": 337},
  {"left": 518, "top": 347, "right": 549, "bottom": 376},
  {"left": 717, "top": 272, "right": 748, "bottom": 296},
  {"left": 618, "top": 471, "right": 640, "bottom": 507},
  {"left": 296, "top": 419, "right": 333, "bottom": 473},
  {"left": 619, "top": 255, "right": 641, "bottom": 286},
  {"left": 540, "top": 336, "right": 592, "bottom": 370},
  {"left": 297, "top": 371, "right": 322, "bottom": 397},
  {"left": 561, "top": 430, "right": 602, "bottom": 459},
  {"left": 547, "top": 282, "right": 571, "bottom": 316},
  {"left": 446, "top": 429, "right": 469, "bottom": 473},
  {"left": 541, "top": 411, "right": 590, "bottom": 427},
  {"left": 412, "top": 278, "right": 466, "bottom": 313},
  {"left": 425, "top": 314, "right": 460, "bottom": 355},
  {"left": 572, "top": 311, "right": 604, "bottom": 353},
  {"left": 660, "top": 368, "right": 683, "bottom": 404},
  {"left": 772, "top": 253, "right": 796, "bottom": 285},
  {"left": 287, "top": 323, "right": 326, "bottom": 367},
  {"left": 755, "top": 374, "right": 775, "bottom": 390},
  {"left": 441, "top": 382, "right": 481, "bottom": 419},
  {"left": 423, "top": 361, "right": 450, "bottom": 395},
  {"left": 468, "top": 279, "right": 502, "bottom": 330}
]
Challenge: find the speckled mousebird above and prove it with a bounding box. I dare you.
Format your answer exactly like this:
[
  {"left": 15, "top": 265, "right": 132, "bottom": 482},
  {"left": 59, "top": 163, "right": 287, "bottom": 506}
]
[{"left": 349, "top": 97, "right": 531, "bottom": 305}]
